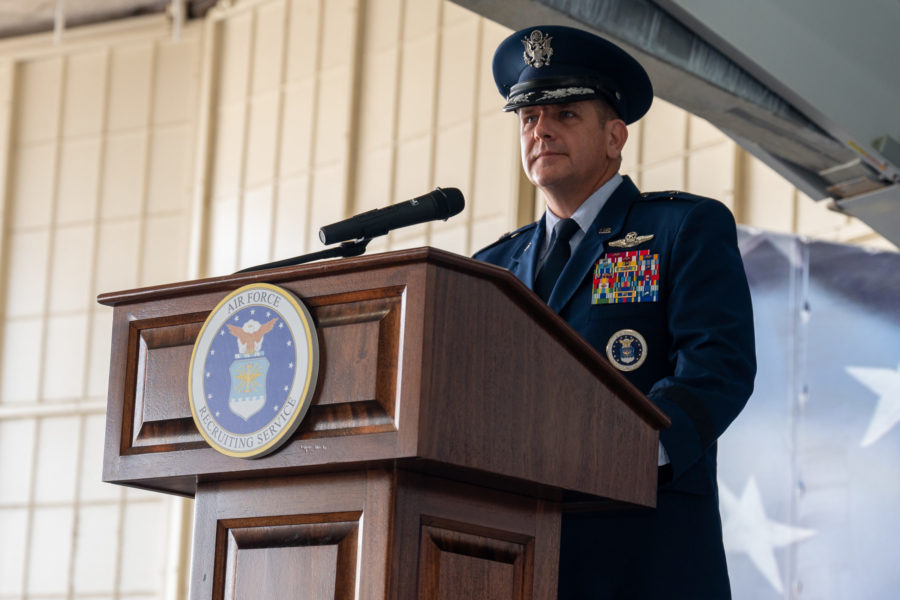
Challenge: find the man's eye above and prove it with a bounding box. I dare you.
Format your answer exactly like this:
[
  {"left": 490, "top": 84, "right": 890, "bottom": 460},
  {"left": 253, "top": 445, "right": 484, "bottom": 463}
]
[{"left": 561, "top": 110, "right": 576, "bottom": 118}]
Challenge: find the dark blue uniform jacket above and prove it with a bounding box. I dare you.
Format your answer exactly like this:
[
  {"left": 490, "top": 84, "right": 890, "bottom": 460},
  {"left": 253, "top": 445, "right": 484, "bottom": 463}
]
[{"left": 473, "top": 176, "right": 756, "bottom": 598}]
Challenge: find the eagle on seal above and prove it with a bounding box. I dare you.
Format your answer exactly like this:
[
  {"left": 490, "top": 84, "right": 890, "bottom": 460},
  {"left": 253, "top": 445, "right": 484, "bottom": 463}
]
[{"left": 227, "top": 318, "right": 278, "bottom": 354}]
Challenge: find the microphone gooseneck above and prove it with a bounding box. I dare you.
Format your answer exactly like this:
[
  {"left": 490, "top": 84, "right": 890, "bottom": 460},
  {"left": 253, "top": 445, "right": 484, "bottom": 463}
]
[{"left": 234, "top": 187, "right": 464, "bottom": 273}]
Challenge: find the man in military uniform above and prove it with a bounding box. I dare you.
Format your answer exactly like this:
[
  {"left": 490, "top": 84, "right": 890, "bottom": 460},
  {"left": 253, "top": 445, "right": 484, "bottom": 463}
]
[{"left": 474, "top": 25, "right": 756, "bottom": 598}]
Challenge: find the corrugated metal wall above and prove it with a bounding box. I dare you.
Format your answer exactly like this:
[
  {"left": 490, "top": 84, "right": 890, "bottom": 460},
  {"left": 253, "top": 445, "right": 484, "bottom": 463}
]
[
  {"left": 197, "top": 0, "right": 523, "bottom": 275},
  {"left": 0, "top": 16, "right": 198, "bottom": 600}
]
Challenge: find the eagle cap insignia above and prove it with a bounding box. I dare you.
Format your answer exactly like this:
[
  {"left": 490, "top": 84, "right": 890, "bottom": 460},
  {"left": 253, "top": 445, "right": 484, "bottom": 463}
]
[
  {"left": 608, "top": 231, "right": 654, "bottom": 248},
  {"left": 522, "top": 30, "right": 553, "bottom": 68}
]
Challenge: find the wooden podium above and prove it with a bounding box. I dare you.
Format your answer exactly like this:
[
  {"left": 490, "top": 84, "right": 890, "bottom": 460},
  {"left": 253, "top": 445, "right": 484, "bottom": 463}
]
[{"left": 99, "top": 248, "right": 669, "bottom": 599}]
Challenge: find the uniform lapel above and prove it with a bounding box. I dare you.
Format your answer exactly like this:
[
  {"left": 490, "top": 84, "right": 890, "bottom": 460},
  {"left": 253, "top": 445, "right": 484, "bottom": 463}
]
[
  {"left": 547, "top": 177, "right": 641, "bottom": 312},
  {"left": 507, "top": 214, "right": 546, "bottom": 290}
]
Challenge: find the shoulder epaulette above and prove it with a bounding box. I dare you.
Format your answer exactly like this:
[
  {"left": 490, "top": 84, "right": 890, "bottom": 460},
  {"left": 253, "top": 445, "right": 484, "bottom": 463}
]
[
  {"left": 476, "top": 222, "right": 537, "bottom": 253},
  {"left": 639, "top": 190, "right": 706, "bottom": 203},
  {"left": 499, "top": 222, "right": 537, "bottom": 241}
]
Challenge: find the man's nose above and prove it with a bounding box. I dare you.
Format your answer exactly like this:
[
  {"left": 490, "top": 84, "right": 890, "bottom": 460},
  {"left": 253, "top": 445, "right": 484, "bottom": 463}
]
[{"left": 532, "top": 112, "right": 555, "bottom": 139}]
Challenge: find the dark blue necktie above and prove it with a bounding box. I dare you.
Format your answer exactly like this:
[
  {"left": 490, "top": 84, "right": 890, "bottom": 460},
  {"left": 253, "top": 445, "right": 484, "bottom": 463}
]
[{"left": 534, "top": 218, "right": 580, "bottom": 302}]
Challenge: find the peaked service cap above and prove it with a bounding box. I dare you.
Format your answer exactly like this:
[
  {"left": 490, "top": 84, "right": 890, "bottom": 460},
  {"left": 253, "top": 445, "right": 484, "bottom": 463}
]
[{"left": 492, "top": 25, "right": 653, "bottom": 124}]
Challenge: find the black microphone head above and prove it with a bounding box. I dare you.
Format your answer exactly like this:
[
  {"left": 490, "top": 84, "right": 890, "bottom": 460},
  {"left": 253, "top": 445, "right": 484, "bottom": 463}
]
[
  {"left": 434, "top": 187, "right": 465, "bottom": 219},
  {"left": 318, "top": 187, "right": 466, "bottom": 246}
]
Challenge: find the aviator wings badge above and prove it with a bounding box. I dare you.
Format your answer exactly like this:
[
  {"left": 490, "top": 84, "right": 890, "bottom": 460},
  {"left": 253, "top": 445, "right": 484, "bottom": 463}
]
[{"left": 608, "top": 231, "right": 654, "bottom": 248}]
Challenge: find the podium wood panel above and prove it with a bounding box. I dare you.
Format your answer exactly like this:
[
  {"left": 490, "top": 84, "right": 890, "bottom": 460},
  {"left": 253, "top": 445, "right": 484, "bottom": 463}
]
[{"left": 191, "top": 469, "right": 559, "bottom": 600}]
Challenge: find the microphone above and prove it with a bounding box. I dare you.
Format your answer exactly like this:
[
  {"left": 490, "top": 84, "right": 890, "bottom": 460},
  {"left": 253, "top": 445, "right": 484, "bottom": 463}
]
[{"left": 318, "top": 187, "right": 465, "bottom": 245}]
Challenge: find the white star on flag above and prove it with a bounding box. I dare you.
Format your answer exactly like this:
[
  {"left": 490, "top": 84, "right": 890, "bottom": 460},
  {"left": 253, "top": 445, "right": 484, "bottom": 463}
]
[
  {"left": 720, "top": 477, "right": 815, "bottom": 594},
  {"left": 846, "top": 361, "right": 900, "bottom": 447}
]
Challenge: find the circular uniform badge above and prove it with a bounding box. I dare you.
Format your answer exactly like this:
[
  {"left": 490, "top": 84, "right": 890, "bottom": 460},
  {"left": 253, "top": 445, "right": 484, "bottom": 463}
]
[
  {"left": 188, "top": 283, "right": 319, "bottom": 458},
  {"left": 606, "top": 329, "right": 647, "bottom": 372}
]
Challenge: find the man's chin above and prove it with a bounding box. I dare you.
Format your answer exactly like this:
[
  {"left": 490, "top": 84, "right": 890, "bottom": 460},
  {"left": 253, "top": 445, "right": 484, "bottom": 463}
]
[{"left": 528, "top": 169, "right": 570, "bottom": 189}]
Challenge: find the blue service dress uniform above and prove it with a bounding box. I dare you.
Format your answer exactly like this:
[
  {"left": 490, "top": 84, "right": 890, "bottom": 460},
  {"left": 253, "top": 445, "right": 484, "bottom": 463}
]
[{"left": 474, "top": 176, "right": 756, "bottom": 599}]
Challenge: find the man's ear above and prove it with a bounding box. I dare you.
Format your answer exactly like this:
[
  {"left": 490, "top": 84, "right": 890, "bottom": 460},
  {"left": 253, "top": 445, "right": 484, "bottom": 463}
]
[{"left": 606, "top": 119, "right": 628, "bottom": 159}]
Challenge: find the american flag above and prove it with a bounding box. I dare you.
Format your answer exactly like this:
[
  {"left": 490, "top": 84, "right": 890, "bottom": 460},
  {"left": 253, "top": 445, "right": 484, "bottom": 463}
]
[{"left": 720, "top": 230, "right": 900, "bottom": 598}]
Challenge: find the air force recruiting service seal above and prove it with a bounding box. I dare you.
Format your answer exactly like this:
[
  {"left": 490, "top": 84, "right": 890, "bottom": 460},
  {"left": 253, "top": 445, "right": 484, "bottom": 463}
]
[{"left": 189, "top": 283, "right": 319, "bottom": 458}]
